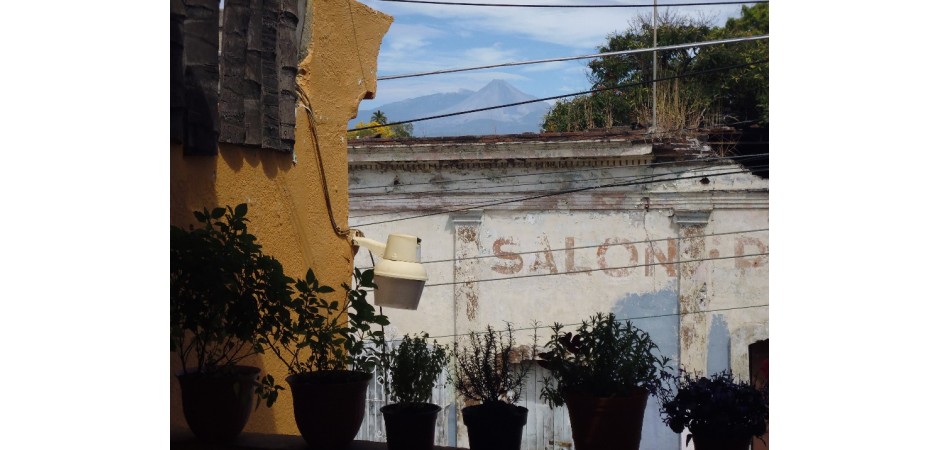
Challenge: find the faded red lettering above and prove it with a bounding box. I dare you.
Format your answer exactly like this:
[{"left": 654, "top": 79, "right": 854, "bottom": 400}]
[
  {"left": 734, "top": 237, "right": 768, "bottom": 269},
  {"left": 530, "top": 235, "right": 558, "bottom": 274},
  {"left": 491, "top": 238, "right": 523, "bottom": 274},
  {"left": 597, "top": 238, "right": 639, "bottom": 277},
  {"left": 565, "top": 237, "right": 591, "bottom": 275},
  {"left": 645, "top": 239, "right": 677, "bottom": 277}
]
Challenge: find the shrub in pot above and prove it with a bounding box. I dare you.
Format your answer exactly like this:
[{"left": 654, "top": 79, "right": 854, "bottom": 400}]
[
  {"left": 377, "top": 333, "right": 449, "bottom": 450},
  {"left": 261, "top": 267, "right": 389, "bottom": 450},
  {"left": 170, "top": 204, "right": 291, "bottom": 443},
  {"left": 658, "top": 370, "right": 768, "bottom": 450},
  {"left": 538, "top": 313, "right": 669, "bottom": 450},
  {"left": 451, "top": 324, "right": 532, "bottom": 450}
]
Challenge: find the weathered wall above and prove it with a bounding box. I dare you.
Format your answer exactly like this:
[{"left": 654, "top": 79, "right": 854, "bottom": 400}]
[
  {"left": 349, "top": 137, "right": 769, "bottom": 449},
  {"left": 171, "top": 0, "right": 392, "bottom": 436}
]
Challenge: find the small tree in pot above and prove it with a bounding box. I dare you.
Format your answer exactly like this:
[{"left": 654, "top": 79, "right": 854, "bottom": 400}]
[
  {"left": 170, "top": 204, "right": 291, "bottom": 443},
  {"left": 451, "top": 324, "right": 532, "bottom": 450},
  {"left": 538, "top": 312, "right": 669, "bottom": 450},
  {"left": 658, "top": 370, "right": 768, "bottom": 450},
  {"left": 260, "top": 266, "right": 389, "bottom": 450},
  {"left": 377, "top": 333, "right": 449, "bottom": 450}
]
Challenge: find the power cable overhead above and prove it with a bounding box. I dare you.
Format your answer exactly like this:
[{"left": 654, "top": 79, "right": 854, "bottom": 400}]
[
  {"left": 377, "top": 35, "right": 768, "bottom": 81},
  {"left": 349, "top": 161, "right": 765, "bottom": 220},
  {"left": 349, "top": 59, "right": 769, "bottom": 133},
  {"left": 349, "top": 153, "right": 768, "bottom": 192},
  {"left": 350, "top": 165, "right": 767, "bottom": 226},
  {"left": 355, "top": 227, "right": 768, "bottom": 269},
  {"left": 380, "top": 0, "right": 768, "bottom": 9}
]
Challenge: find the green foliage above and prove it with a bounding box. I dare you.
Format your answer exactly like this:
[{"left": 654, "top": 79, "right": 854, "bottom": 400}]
[
  {"left": 370, "top": 110, "right": 388, "bottom": 125},
  {"left": 260, "top": 267, "right": 390, "bottom": 376},
  {"left": 390, "top": 122, "right": 414, "bottom": 138},
  {"left": 658, "top": 370, "right": 768, "bottom": 444},
  {"left": 379, "top": 333, "right": 449, "bottom": 405},
  {"left": 170, "top": 203, "right": 293, "bottom": 406},
  {"left": 541, "top": 4, "right": 769, "bottom": 132},
  {"left": 451, "top": 324, "right": 532, "bottom": 405},
  {"left": 170, "top": 204, "right": 293, "bottom": 371},
  {"left": 348, "top": 120, "right": 414, "bottom": 140},
  {"left": 537, "top": 313, "right": 669, "bottom": 408}
]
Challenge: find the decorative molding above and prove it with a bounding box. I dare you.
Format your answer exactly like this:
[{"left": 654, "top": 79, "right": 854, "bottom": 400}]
[
  {"left": 673, "top": 210, "right": 712, "bottom": 226},
  {"left": 451, "top": 210, "right": 484, "bottom": 225}
]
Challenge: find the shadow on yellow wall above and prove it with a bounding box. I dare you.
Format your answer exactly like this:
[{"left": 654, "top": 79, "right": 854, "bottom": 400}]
[{"left": 169, "top": 0, "right": 393, "bottom": 436}]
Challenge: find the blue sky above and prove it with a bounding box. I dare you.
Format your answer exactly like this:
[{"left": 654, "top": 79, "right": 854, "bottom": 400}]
[{"left": 356, "top": 0, "right": 753, "bottom": 112}]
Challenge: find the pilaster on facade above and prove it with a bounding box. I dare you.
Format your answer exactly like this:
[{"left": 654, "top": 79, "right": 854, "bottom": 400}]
[
  {"left": 452, "top": 210, "right": 485, "bottom": 330},
  {"left": 450, "top": 209, "right": 484, "bottom": 448},
  {"left": 674, "top": 209, "right": 712, "bottom": 374}
]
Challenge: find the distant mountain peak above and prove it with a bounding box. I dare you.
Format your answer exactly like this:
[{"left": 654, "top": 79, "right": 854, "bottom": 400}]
[{"left": 351, "top": 79, "right": 550, "bottom": 137}]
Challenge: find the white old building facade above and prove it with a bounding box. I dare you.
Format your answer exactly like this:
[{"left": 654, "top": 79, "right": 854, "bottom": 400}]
[{"left": 348, "top": 131, "right": 769, "bottom": 450}]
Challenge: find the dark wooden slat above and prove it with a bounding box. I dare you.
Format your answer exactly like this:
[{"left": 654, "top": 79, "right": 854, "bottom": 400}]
[
  {"left": 260, "top": 1, "right": 280, "bottom": 150},
  {"left": 276, "top": 0, "right": 299, "bottom": 152},
  {"left": 170, "top": 6, "right": 186, "bottom": 144},
  {"left": 243, "top": 0, "right": 265, "bottom": 146},
  {"left": 219, "top": 0, "right": 251, "bottom": 144},
  {"left": 182, "top": 0, "right": 220, "bottom": 155}
]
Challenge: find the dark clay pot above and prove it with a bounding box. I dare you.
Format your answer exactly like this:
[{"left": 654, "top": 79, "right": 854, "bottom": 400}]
[
  {"left": 564, "top": 388, "right": 648, "bottom": 450},
  {"left": 381, "top": 402, "right": 441, "bottom": 450},
  {"left": 286, "top": 370, "right": 371, "bottom": 450},
  {"left": 176, "top": 365, "right": 260, "bottom": 444},
  {"left": 691, "top": 432, "right": 752, "bottom": 450},
  {"left": 462, "top": 402, "right": 528, "bottom": 450}
]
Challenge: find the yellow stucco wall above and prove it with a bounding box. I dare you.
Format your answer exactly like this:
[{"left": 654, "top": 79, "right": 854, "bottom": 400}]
[{"left": 170, "top": 0, "right": 392, "bottom": 436}]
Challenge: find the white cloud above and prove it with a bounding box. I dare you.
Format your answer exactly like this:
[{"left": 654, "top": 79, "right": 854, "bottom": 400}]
[
  {"left": 364, "top": 0, "right": 746, "bottom": 50},
  {"left": 383, "top": 23, "right": 445, "bottom": 52}
]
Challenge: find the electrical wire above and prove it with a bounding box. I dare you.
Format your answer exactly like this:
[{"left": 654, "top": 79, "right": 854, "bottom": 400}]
[
  {"left": 413, "top": 303, "right": 769, "bottom": 342},
  {"left": 355, "top": 227, "right": 768, "bottom": 269},
  {"left": 424, "top": 251, "right": 767, "bottom": 287},
  {"left": 350, "top": 165, "right": 766, "bottom": 226},
  {"left": 380, "top": 0, "right": 768, "bottom": 8},
  {"left": 297, "top": 88, "right": 350, "bottom": 237},
  {"left": 377, "top": 35, "right": 768, "bottom": 81},
  {"left": 349, "top": 152, "right": 768, "bottom": 192},
  {"left": 349, "top": 59, "right": 768, "bottom": 132},
  {"left": 350, "top": 154, "right": 767, "bottom": 199},
  {"left": 348, "top": 161, "right": 762, "bottom": 220}
]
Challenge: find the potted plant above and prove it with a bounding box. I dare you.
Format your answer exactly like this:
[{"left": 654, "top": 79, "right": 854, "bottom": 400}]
[
  {"left": 170, "top": 204, "right": 291, "bottom": 443},
  {"left": 451, "top": 324, "right": 531, "bottom": 450},
  {"left": 537, "top": 312, "right": 669, "bottom": 450},
  {"left": 261, "top": 266, "right": 389, "bottom": 450},
  {"left": 377, "top": 333, "right": 449, "bottom": 450},
  {"left": 658, "top": 370, "right": 769, "bottom": 450}
]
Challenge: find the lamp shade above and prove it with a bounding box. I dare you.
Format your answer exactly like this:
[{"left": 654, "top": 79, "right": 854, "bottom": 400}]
[{"left": 352, "top": 234, "right": 428, "bottom": 310}]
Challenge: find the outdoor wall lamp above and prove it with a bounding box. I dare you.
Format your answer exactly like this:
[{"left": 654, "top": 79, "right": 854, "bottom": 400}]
[{"left": 351, "top": 233, "right": 428, "bottom": 310}]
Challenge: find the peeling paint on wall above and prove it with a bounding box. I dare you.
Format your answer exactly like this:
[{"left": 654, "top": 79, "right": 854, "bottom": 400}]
[{"left": 679, "top": 225, "right": 709, "bottom": 373}]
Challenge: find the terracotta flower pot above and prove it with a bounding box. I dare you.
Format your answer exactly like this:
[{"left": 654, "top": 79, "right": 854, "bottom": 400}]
[
  {"left": 564, "top": 388, "right": 648, "bottom": 450},
  {"left": 176, "top": 365, "right": 260, "bottom": 444},
  {"left": 462, "top": 402, "right": 527, "bottom": 450},
  {"left": 381, "top": 402, "right": 441, "bottom": 450},
  {"left": 286, "top": 370, "right": 371, "bottom": 450}
]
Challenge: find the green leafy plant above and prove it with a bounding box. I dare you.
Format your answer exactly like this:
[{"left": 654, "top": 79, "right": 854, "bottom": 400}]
[
  {"left": 451, "top": 324, "right": 532, "bottom": 406},
  {"left": 261, "top": 266, "right": 390, "bottom": 377},
  {"left": 537, "top": 312, "right": 669, "bottom": 408},
  {"left": 170, "top": 203, "right": 293, "bottom": 406},
  {"left": 658, "top": 370, "right": 768, "bottom": 446},
  {"left": 379, "top": 333, "right": 449, "bottom": 406}
]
